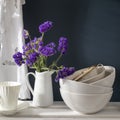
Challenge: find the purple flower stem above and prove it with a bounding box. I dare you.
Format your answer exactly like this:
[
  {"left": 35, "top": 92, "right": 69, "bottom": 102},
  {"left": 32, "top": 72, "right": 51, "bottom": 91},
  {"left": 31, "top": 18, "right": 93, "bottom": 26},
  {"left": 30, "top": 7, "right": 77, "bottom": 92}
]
[
  {"left": 41, "top": 33, "right": 44, "bottom": 41},
  {"left": 28, "top": 35, "right": 32, "bottom": 41},
  {"left": 49, "top": 53, "right": 62, "bottom": 69},
  {"left": 55, "top": 53, "right": 62, "bottom": 63}
]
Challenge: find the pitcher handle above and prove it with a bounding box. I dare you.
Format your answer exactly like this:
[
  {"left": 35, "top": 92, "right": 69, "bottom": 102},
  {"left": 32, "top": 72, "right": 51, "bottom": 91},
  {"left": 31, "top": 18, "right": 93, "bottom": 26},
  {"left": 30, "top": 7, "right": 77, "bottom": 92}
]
[{"left": 26, "top": 72, "right": 36, "bottom": 96}]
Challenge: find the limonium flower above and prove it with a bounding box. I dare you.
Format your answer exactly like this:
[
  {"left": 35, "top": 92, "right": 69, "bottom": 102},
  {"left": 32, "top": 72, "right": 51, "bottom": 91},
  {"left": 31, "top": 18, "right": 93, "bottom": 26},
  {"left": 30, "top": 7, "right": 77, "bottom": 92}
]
[
  {"left": 58, "top": 37, "right": 68, "bottom": 54},
  {"left": 27, "top": 52, "right": 39, "bottom": 66},
  {"left": 40, "top": 45, "right": 56, "bottom": 57},
  {"left": 39, "top": 21, "right": 53, "bottom": 33},
  {"left": 13, "top": 52, "right": 24, "bottom": 66},
  {"left": 13, "top": 21, "right": 75, "bottom": 81},
  {"left": 55, "top": 67, "right": 75, "bottom": 82}
]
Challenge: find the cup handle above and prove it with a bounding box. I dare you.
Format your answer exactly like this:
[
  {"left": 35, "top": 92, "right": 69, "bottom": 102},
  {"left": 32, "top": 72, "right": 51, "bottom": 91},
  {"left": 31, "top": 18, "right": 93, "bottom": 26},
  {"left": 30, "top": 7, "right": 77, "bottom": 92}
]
[{"left": 26, "top": 72, "right": 36, "bottom": 96}]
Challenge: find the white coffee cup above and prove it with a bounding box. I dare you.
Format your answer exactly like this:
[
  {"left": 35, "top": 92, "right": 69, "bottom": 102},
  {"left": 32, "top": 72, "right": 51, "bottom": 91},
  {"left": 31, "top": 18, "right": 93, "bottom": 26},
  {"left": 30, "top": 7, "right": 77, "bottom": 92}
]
[{"left": 0, "top": 81, "right": 21, "bottom": 111}]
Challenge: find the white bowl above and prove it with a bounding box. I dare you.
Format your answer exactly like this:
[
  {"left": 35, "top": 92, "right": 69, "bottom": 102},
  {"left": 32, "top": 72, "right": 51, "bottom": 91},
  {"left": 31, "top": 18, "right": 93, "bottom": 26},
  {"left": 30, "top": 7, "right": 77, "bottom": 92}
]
[
  {"left": 90, "top": 66, "right": 115, "bottom": 87},
  {"left": 59, "top": 78, "right": 112, "bottom": 94},
  {"left": 66, "top": 65, "right": 105, "bottom": 83},
  {"left": 60, "top": 89, "right": 113, "bottom": 114}
]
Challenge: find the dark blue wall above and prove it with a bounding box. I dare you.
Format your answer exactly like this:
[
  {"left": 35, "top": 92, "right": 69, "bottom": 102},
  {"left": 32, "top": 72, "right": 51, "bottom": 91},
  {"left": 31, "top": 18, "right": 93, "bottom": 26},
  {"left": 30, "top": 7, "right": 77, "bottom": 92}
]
[{"left": 23, "top": 0, "right": 120, "bottom": 101}]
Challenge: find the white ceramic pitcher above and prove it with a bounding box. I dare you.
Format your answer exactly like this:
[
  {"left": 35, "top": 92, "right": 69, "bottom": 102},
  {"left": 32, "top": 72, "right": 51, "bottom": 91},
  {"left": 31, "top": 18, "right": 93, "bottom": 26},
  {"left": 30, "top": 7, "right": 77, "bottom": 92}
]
[{"left": 26, "top": 71, "right": 54, "bottom": 107}]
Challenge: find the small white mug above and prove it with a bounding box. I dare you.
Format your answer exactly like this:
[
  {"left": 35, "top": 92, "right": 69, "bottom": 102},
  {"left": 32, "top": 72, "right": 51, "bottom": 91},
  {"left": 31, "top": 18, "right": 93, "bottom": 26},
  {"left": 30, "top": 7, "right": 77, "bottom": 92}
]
[{"left": 0, "top": 81, "right": 21, "bottom": 111}]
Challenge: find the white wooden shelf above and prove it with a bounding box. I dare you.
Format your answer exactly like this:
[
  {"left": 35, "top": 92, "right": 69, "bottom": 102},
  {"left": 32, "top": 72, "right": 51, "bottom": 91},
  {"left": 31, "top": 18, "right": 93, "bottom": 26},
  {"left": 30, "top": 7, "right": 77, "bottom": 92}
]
[{"left": 0, "top": 102, "right": 120, "bottom": 120}]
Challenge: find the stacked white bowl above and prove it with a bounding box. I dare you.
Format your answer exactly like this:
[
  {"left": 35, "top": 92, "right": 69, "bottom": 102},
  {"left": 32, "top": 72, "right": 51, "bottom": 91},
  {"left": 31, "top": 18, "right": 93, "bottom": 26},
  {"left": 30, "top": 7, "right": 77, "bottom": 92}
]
[{"left": 59, "top": 65, "right": 115, "bottom": 114}]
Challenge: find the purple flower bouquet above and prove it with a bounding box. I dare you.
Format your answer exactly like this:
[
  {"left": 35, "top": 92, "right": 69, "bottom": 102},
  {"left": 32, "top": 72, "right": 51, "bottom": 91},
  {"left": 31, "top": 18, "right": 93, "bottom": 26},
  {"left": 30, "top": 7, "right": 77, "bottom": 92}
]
[{"left": 13, "top": 21, "right": 75, "bottom": 82}]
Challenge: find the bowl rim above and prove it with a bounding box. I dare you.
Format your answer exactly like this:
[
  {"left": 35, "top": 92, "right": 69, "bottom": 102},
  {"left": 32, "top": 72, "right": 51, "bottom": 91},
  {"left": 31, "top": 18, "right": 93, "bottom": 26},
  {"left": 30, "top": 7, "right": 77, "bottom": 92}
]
[
  {"left": 60, "top": 88, "right": 113, "bottom": 96},
  {"left": 59, "top": 78, "right": 113, "bottom": 90}
]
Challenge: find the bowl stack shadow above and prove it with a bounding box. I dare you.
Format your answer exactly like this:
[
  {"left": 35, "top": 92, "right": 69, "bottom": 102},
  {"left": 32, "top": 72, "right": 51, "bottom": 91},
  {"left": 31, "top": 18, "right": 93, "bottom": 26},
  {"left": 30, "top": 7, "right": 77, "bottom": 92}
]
[{"left": 59, "top": 65, "right": 116, "bottom": 114}]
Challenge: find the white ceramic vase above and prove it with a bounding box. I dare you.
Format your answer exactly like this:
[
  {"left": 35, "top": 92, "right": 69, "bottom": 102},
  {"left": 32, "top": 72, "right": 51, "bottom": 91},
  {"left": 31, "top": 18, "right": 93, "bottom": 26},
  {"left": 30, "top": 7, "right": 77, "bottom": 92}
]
[
  {"left": 0, "top": 0, "right": 30, "bottom": 99},
  {"left": 26, "top": 71, "right": 54, "bottom": 107}
]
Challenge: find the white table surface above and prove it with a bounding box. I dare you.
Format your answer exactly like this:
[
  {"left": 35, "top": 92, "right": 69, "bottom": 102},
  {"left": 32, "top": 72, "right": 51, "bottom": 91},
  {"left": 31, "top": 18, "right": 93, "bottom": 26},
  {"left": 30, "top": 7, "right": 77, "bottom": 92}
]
[{"left": 0, "top": 102, "right": 120, "bottom": 120}]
